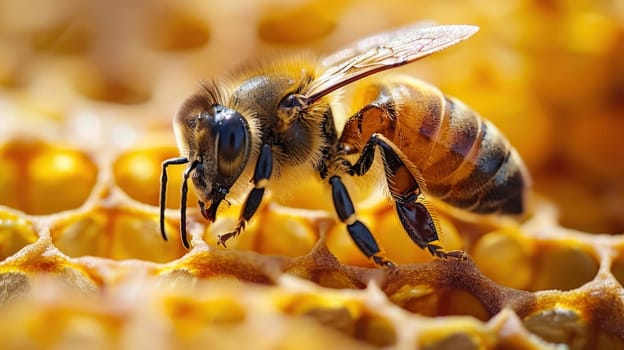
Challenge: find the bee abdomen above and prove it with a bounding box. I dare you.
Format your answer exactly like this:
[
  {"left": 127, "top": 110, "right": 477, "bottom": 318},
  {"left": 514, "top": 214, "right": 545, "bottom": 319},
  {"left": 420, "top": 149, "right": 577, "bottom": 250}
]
[
  {"left": 339, "top": 77, "right": 530, "bottom": 215},
  {"left": 423, "top": 98, "right": 529, "bottom": 214}
]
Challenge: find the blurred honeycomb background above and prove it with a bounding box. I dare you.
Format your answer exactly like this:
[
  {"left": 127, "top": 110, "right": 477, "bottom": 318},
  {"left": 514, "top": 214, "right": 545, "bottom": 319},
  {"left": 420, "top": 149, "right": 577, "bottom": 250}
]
[{"left": 1, "top": 0, "right": 624, "bottom": 349}]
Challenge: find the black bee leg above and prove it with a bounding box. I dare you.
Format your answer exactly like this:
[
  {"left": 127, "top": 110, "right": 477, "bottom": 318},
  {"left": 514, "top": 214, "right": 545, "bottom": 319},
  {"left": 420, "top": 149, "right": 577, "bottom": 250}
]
[
  {"left": 347, "top": 133, "right": 465, "bottom": 260},
  {"left": 329, "top": 175, "right": 395, "bottom": 268},
  {"left": 159, "top": 157, "right": 189, "bottom": 242},
  {"left": 179, "top": 160, "right": 200, "bottom": 249},
  {"left": 217, "top": 144, "right": 273, "bottom": 248}
]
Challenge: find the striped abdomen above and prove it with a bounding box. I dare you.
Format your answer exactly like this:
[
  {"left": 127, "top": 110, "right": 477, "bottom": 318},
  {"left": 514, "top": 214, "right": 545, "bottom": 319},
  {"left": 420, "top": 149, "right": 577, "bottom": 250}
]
[{"left": 339, "top": 75, "right": 531, "bottom": 214}]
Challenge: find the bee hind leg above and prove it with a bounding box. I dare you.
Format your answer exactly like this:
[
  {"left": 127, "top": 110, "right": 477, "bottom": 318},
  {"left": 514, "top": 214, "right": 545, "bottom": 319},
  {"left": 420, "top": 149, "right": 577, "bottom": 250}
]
[
  {"left": 396, "top": 200, "right": 466, "bottom": 260},
  {"left": 217, "top": 144, "right": 273, "bottom": 248},
  {"left": 329, "top": 175, "right": 395, "bottom": 268},
  {"left": 345, "top": 133, "right": 465, "bottom": 261}
]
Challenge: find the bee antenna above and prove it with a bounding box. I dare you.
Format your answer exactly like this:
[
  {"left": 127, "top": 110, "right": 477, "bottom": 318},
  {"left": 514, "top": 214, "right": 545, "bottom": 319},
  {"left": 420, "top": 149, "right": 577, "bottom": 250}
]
[
  {"left": 180, "top": 159, "right": 200, "bottom": 249},
  {"left": 160, "top": 157, "right": 190, "bottom": 242}
]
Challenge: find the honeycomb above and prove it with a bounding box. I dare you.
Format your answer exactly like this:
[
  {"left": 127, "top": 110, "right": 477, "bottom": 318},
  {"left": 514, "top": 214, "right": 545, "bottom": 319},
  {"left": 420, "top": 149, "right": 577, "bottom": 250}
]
[{"left": 1, "top": 0, "right": 624, "bottom": 349}]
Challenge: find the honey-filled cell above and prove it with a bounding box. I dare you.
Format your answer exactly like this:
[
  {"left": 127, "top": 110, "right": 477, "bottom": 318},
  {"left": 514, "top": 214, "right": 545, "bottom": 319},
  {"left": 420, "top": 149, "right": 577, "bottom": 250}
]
[
  {"left": 257, "top": 0, "right": 342, "bottom": 45},
  {"left": 277, "top": 293, "right": 397, "bottom": 348},
  {"left": 109, "top": 210, "right": 185, "bottom": 263},
  {"left": 523, "top": 307, "right": 588, "bottom": 349},
  {"left": 529, "top": 241, "right": 599, "bottom": 292},
  {"left": 0, "top": 213, "right": 39, "bottom": 261},
  {"left": 51, "top": 211, "right": 110, "bottom": 259},
  {"left": 145, "top": 5, "right": 211, "bottom": 51},
  {"left": 52, "top": 207, "right": 185, "bottom": 262},
  {"left": 471, "top": 228, "right": 533, "bottom": 290},
  {"left": 375, "top": 210, "right": 463, "bottom": 265},
  {"left": 27, "top": 147, "right": 98, "bottom": 215},
  {"left": 387, "top": 283, "right": 440, "bottom": 317},
  {"left": 254, "top": 207, "right": 318, "bottom": 258},
  {"left": 71, "top": 61, "right": 152, "bottom": 105},
  {"left": 325, "top": 219, "right": 373, "bottom": 268},
  {"left": 113, "top": 147, "right": 198, "bottom": 209},
  {"left": 0, "top": 141, "right": 98, "bottom": 215}
]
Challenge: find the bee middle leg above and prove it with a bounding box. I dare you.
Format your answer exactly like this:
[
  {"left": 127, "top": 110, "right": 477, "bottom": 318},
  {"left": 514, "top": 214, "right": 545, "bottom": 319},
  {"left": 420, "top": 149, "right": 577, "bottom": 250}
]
[
  {"left": 329, "top": 175, "right": 395, "bottom": 268},
  {"left": 217, "top": 144, "right": 273, "bottom": 247},
  {"left": 344, "top": 133, "right": 465, "bottom": 260}
]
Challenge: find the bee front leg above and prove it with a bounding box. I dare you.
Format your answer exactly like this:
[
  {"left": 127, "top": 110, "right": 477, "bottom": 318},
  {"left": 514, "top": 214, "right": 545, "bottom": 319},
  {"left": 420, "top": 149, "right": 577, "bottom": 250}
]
[
  {"left": 345, "top": 133, "right": 465, "bottom": 260},
  {"left": 329, "top": 175, "right": 395, "bottom": 268},
  {"left": 217, "top": 144, "right": 273, "bottom": 248}
]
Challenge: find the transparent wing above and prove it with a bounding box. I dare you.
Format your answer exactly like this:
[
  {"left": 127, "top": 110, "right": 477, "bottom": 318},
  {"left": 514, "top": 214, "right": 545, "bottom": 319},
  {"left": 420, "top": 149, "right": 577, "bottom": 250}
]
[
  {"left": 320, "top": 21, "right": 438, "bottom": 69},
  {"left": 305, "top": 24, "right": 479, "bottom": 104}
]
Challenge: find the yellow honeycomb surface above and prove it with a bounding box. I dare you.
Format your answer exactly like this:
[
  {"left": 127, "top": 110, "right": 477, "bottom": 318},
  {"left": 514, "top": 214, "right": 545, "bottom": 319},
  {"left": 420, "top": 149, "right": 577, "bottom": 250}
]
[{"left": 1, "top": 1, "right": 624, "bottom": 349}]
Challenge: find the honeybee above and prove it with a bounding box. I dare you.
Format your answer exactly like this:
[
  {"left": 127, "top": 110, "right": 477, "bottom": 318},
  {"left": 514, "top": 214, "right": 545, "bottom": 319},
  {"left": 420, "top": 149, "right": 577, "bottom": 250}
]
[{"left": 159, "top": 23, "right": 531, "bottom": 268}]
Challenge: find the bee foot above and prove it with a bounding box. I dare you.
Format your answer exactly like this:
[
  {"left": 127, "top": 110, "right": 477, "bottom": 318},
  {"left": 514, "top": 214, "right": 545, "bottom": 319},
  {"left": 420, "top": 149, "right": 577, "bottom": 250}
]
[
  {"left": 427, "top": 244, "right": 466, "bottom": 261},
  {"left": 217, "top": 222, "right": 245, "bottom": 248},
  {"left": 372, "top": 255, "right": 396, "bottom": 269},
  {"left": 445, "top": 250, "right": 467, "bottom": 261},
  {"left": 217, "top": 233, "right": 233, "bottom": 248}
]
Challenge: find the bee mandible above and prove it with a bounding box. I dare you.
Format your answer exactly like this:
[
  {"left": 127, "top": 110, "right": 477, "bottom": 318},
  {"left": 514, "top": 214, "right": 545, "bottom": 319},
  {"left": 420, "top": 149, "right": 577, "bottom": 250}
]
[{"left": 159, "top": 23, "right": 531, "bottom": 268}]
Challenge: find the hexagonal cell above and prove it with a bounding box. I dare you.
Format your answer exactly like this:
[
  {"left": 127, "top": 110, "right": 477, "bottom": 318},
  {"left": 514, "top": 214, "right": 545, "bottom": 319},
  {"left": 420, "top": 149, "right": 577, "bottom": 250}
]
[
  {"left": 72, "top": 63, "right": 152, "bottom": 105},
  {"left": 523, "top": 307, "right": 589, "bottom": 349},
  {"left": 0, "top": 212, "right": 38, "bottom": 261},
  {"left": 439, "top": 289, "right": 490, "bottom": 321},
  {"left": 325, "top": 220, "right": 372, "bottom": 268},
  {"left": 326, "top": 209, "right": 465, "bottom": 268},
  {"left": 387, "top": 283, "right": 488, "bottom": 321},
  {"left": 374, "top": 211, "right": 464, "bottom": 265},
  {"left": 113, "top": 146, "right": 198, "bottom": 208},
  {"left": 277, "top": 293, "right": 397, "bottom": 348},
  {"left": 50, "top": 211, "right": 109, "bottom": 259},
  {"left": 387, "top": 283, "right": 442, "bottom": 317},
  {"left": 471, "top": 227, "right": 533, "bottom": 290},
  {"left": 0, "top": 140, "right": 98, "bottom": 215},
  {"left": 145, "top": 5, "right": 210, "bottom": 51},
  {"left": 110, "top": 209, "right": 185, "bottom": 262},
  {"left": 202, "top": 203, "right": 263, "bottom": 253},
  {"left": 158, "top": 180, "right": 325, "bottom": 259},
  {"left": 257, "top": 1, "right": 341, "bottom": 45},
  {"left": 51, "top": 207, "right": 186, "bottom": 263},
  {"left": 253, "top": 206, "right": 318, "bottom": 257},
  {"left": 529, "top": 240, "right": 599, "bottom": 291}
]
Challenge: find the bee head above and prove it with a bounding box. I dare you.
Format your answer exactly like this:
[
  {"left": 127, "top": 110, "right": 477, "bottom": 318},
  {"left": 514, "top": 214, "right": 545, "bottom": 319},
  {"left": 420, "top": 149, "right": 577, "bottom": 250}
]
[{"left": 175, "top": 93, "right": 252, "bottom": 221}]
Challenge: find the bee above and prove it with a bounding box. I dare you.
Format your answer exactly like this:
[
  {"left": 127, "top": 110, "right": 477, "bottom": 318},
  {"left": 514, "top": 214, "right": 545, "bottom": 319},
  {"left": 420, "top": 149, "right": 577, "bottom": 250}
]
[{"left": 159, "top": 23, "right": 531, "bottom": 268}]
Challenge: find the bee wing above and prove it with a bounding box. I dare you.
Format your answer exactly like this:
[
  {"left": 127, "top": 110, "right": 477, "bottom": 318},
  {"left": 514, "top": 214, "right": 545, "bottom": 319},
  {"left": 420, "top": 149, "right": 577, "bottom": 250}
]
[
  {"left": 320, "top": 21, "right": 439, "bottom": 69},
  {"left": 305, "top": 24, "right": 479, "bottom": 104}
]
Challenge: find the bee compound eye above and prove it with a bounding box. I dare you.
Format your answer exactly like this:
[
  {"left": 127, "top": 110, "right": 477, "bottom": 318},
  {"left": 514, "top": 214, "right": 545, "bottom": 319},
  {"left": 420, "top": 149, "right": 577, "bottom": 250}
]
[{"left": 217, "top": 111, "right": 249, "bottom": 165}]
